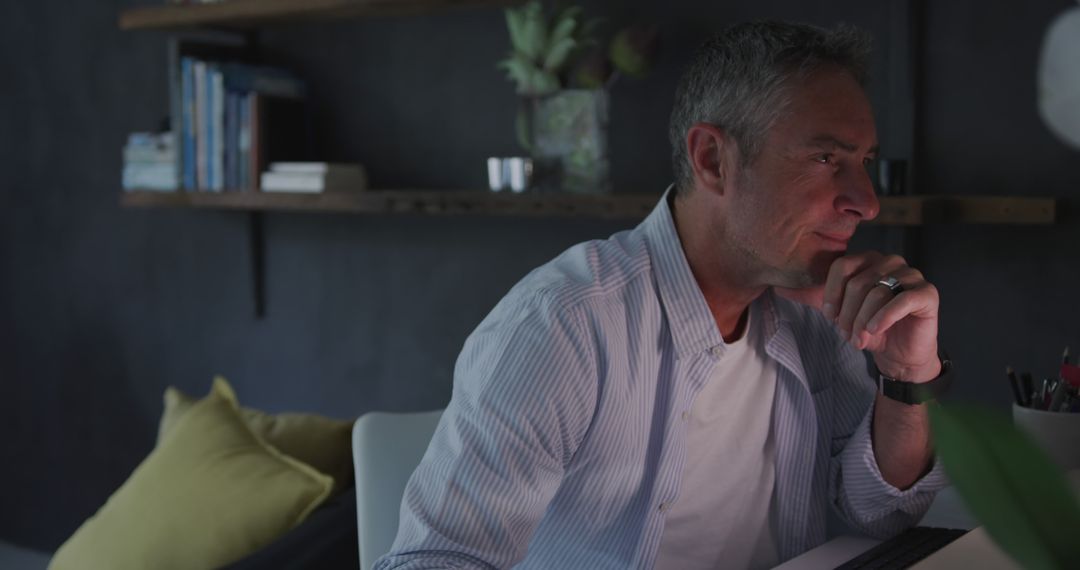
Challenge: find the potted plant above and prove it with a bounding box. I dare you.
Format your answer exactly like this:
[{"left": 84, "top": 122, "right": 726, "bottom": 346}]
[
  {"left": 497, "top": 1, "right": 658, "bottom": 194},
  {"left": 930, "top": 403, "right": 1080, "bottom": 568}
]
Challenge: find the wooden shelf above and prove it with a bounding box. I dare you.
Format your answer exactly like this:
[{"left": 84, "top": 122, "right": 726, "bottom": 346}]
[
  {"left": 119, "top": 190, "right": 1057, "bottom": 225},
  {"left": 121, "top": 190, "right": 659, "bottom": 219},
  {"left": 871, "top": 195, "right": 1057, "bottom": 225},
  {"left": 119, "top": 0, "right": 517, "bottom": 30}
]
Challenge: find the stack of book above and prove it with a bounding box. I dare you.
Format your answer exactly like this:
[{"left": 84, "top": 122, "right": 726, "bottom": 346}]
[
  {"left": 178, "top": 58, "right": 308, "bottom": 192},
  {"left": 122, "top": 132, "right": 178, "bottom": 191},
  {"left": 260, "top": 163, "right": 368, "bottom": 194}
]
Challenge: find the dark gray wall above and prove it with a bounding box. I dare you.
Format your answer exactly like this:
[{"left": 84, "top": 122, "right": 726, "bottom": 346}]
[
  {"left": 2, "top": 0, "right": 1078, "bottom": 551},
  {"left": 919, "top": 0, "right": 1080, "bottom": 410}
]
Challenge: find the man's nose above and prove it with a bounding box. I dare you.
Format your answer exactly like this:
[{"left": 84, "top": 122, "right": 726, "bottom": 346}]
[{"left": 835, "top": 162, "right": 880, "bottom": 221}]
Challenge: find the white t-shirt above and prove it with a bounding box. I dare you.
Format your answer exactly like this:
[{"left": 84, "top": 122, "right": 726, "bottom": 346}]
[{"left": 653, "top": 308, "right": 780, "bottom": 570}]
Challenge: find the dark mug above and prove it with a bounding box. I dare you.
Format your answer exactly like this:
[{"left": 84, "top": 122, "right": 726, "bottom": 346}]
[{"left": 872, "top": 159, "right": 907, "bottom": 196}]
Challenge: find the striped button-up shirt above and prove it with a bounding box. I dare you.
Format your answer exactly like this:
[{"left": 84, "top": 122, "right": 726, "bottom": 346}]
[{"left": 376, "top": 190, "right": 947, "bottom": 569}]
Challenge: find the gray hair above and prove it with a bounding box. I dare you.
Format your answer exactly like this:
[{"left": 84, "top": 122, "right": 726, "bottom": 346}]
[{"left": 668, "top": 21, "right": 873, "bottom": 194}]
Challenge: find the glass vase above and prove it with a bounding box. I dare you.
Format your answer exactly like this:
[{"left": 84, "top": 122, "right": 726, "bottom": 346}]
[{"left": 526, "top": 89, "right": 610, "bottom": 194}]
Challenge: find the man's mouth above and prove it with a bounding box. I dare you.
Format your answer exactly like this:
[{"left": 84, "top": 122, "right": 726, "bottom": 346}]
[{"left": 814, "top": 231, "right": 853, "bottom": 249}]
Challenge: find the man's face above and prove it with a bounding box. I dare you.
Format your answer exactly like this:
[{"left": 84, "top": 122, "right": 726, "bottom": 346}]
[{"left": 719, "top": 67, "right": 880, "bottom": 289}]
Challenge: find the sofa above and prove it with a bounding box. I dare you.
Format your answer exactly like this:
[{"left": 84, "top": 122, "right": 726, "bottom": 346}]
[{"left": 0, "top": 378, "right": 444, "bottom": 570}]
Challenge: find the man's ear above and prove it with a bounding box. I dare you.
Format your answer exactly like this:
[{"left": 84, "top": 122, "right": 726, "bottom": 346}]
[{"left": 685, "top": 123, "right": 731, "bottom": 194}]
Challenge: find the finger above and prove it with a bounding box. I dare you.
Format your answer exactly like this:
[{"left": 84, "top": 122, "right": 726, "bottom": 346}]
[
  {"left": 850, "top": 267, "right": 921, "bottom": 349},
  {"left": 835, "top": 254, "right": 907, "bottom": 338},
  {"left": 821, "top": 253, "right": 878, "bottom": 321},
  {"left": 848, "top": 284, "right": 898, "bottom": 349},
  {"left": 864, "top": 281, "right": 940, "bottom": 338}
]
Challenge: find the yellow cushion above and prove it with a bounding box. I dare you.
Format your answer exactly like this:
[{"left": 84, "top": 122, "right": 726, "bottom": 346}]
[
  {"left": 158, "top": 376, "right": 354, "bottom": 493},
  {"left": 49, "top": 378, "right": 333, "bottom": 570}
]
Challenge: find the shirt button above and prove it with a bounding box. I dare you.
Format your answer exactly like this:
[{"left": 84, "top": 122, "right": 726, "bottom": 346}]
[
  {"left": 680, "top": 411, "right": 690, "bottom": 421},
  {"left": 658, "top": 502, "right": 668, "bottom": 512},
  {"left": 710, "top": 346, "right": 723, "bottom": 357}
]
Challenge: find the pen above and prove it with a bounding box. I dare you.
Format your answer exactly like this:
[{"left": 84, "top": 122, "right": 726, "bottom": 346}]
[
  {"left": 1048, "top": 378, "right": 1067, "bottom": 412},
  {"left": 1006, "top": 366, "right": 1025, "bottom": 407},
  {"left": 1021, "top": 372, "right": 1034, "bottom": 408}
]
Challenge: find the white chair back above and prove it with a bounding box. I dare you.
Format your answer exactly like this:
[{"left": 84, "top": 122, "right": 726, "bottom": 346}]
[{"left": 351, "top": 410, "right": 443, "bottom": 570}]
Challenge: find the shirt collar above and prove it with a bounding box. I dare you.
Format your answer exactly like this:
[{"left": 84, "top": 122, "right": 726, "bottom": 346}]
[{"left": 641, "top": 186, "right": 791, "bottom": 360}]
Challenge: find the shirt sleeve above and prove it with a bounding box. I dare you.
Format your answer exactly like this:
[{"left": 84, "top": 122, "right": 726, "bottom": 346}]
[
  {"left": 831, "top": 402, "right": 950, "bottom": 537},
  {"left": 829, "top": 346, "right": 950, "bottom": 538},
  {"left": 374, "top": 292, "right": 598, "bottom": 570}
]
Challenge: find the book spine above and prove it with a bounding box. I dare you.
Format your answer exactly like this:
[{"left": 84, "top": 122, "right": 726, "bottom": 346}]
[
  {"left": 167, "top": 39, "right": 183, "bottom": 192},
  {"left": 238, "top": 93, "right": 250, "bottom": 190},
  {"left": 181, "top": 57, "right": 196, "bottom": 191},
  {"left": 224, "top": 91, "right": 233, "bottom": 191},
  {"left": 204, "top": 62, "right": 214, "bottom": 191},
  {"left": 212, "top": 65, "right": 224, "bottom": 192},
  {"left": 250, "top": 93, "right": 261, "bottom": 190},
  {"left": 194, "top": 60, "right": 207, "bottom": 191}
]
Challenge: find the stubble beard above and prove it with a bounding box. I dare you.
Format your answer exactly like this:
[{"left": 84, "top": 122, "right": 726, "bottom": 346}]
[
  {"left": 725, "top": 219, "right": 845, "bottom": 290},
  {"left": 725, "top": 172, "right": 831, "bottom": 291}
]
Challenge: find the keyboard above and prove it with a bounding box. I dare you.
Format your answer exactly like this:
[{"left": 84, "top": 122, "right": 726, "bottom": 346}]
[{"left": 834, "top": 526, "right": 969, "bottom": 569}]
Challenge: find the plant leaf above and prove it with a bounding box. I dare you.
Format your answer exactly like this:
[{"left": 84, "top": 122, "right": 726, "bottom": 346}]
[
  {"left": 526, "top": 69, "right": 560, "bottom": 97},
  {"left": 609, "top": 25, "right": 658, "bottom": 79},
  {"left": 505, "top": 6, "right": 526, "bottom": 54},
  {"left": 499, "top": 53, "right": 558, "bottom": 96},
  {"left": 929, "top": 403, "right": 1080, "bottom": 569},
  {"left": 517, "top": 1, "right": 547, "bottom": 62},
  {"left": 543, "top": 37, "right": 578, "bottom": 72},
  {"left": 497, "top": 53, "right": 539, "bottom": 93},
  {"left": 548, "top": 6, "right": 581, "bottom": 44}
]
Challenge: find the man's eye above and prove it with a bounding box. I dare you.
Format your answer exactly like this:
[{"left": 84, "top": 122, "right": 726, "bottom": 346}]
[
  {"left": 863, "top": 157, "right": 876, "bottom": 166},
  {"left": 814, "top": 154, "right": 833, "bottom": 164}
]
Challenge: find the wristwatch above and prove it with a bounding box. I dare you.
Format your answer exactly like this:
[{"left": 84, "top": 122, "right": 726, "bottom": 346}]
[{"left": 874, "top": 349, "right": 953, "bottom": 405}]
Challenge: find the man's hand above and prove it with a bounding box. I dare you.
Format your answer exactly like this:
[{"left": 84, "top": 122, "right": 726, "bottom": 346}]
[
  {"left": 820, "top": 252, "right": 940, "bottom": 382},
  {"left": 813, "top": 252, "right": 941, "bottom": 489},
  {"left": 776, "top": 252, "right": 941, "bottom": 488}
]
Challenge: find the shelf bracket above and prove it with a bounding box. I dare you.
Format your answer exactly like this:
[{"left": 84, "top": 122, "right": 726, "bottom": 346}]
[{"left": 249, "top": 211, "right": 266, "bottom": 318}]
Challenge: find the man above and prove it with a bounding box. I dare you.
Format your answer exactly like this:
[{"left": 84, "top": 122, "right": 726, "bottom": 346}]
[{"left": 376, "top": 20, "right": 948, "bottom": 569}]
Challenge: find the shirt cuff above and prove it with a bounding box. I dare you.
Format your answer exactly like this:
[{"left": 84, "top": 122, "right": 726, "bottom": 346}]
[{"left": 839, "top": 404, "right": 950, "bottom": 523}]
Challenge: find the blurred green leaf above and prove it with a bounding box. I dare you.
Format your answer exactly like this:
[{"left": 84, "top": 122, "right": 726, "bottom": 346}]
[
  {"left": 497, "top": 54, "right": 534, "bottom": 87},
  {"left": 543, "top": 37, "right": 578, "bottom": 72},
  {"left": 930, "top": 403, "right": 1080, "bottom": 569},
  {"left": 548, "top": 6, "right": 581, "bottom": 44},
  {"left": 498, "top": 2, "right": 657, "bottom": 94},
  {"left": 497, "top": 54, "right": 559, "bottom": 97},
  {"left": 505, "top": 6, "right": 526, "bottom": 54},
  {"left": 609, "top": 24, "right": 658, "bottom": 79},
  {"left": 517, "top": 2, "right": 547, "bottom": 62}
]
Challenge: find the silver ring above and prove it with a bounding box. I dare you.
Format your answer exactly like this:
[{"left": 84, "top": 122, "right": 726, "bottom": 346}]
[{"left": 876, "top": 276, "right": 904, "bottom": 295}]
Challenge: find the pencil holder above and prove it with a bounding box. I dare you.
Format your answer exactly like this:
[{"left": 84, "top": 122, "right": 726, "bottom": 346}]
[{"left": 1012, "top": 403, "right": 1080, "bottom": 469}]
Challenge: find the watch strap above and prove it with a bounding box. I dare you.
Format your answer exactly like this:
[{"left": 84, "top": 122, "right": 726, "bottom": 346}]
[{"left": 876, "top": 350, "right": 952, "bottom": 405}]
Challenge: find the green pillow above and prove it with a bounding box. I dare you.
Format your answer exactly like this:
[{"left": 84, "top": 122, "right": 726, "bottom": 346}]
[
  {"left": 158, "top": 376, "right": 354, "bottom": 493},
  {"left": 49, "top": 378, "right": 333, "bottom": 570}
]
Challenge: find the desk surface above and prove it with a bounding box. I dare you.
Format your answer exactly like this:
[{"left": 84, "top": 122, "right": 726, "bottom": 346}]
[
  {"left": 775, "top": 475, "right": 1078, "bottom": 569},
  {"left": 776, "top": 486, "right": 981, "bottom": 569},
  {"left": 773, "top": 536, "right": 881, "bottom": 569}
]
